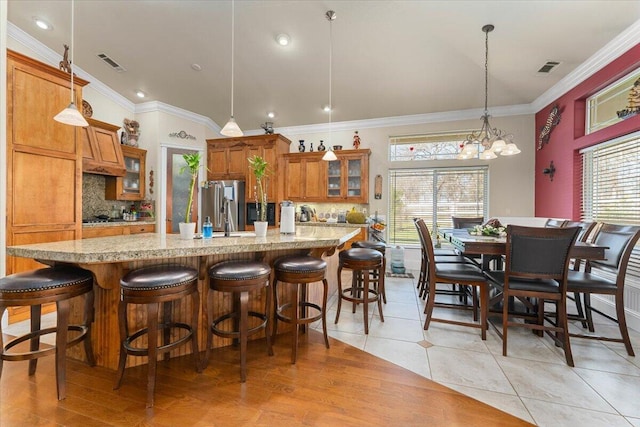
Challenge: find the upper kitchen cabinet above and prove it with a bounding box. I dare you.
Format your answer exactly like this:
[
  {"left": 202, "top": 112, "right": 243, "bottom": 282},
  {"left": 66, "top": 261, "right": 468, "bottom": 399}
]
[
  {"left": 105, "top": 146, "right": 147, "bottom": 200},
  {"left": 283, "top": 153, "right": 326, "bottom": 202},
  {"left": 283, "top": 149, "right": 370, "bottom": 203},
  {"left": 206, "top": 134, "right": 291, "bottom": 203},
  {"left": 6, "top": 50, "right": 88, "bottom": 275},
  {"left": 81, "top": 117, "right": 126, "bottom": 176},
  {"left": 326, "top": 149, "right": 370, "bottom": 203}
]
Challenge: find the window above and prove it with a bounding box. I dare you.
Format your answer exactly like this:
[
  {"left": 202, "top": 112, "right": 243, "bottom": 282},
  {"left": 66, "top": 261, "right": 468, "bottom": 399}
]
[
  {"left": 388, "top": 167, "right": 488, "bottom": 245},
  {"left": 389, "top": 132, "right": 468, "bottom": 161},
  {"left": 586, "top": 67, "right": 640, "bottom": 134},
  {"left": 581, "top": 132, "right": 640, "bottom": 290}
]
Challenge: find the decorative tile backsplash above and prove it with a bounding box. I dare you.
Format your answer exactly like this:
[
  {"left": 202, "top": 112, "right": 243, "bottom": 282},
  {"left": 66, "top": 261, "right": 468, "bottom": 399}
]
[{"left": 82, "top": 174, "right": 134, "bottom": 219}]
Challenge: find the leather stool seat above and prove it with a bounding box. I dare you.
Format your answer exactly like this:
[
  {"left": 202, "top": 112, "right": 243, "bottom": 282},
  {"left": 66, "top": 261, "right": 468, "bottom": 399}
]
[
  {"left": 206, "top": 261, "right": 273, "bottom": 381},
  {"left": 114, "top": 264, "right": 200, "bottom": 408},
  {"left": 0, "top": 266, "right": 95, "bottom": 400},
  {"left": 351, "top": 240, "right": 386, "bottom": 252},
  {"left": 335, "top": 248, "right": 384, "bottom": 334},
  {"left": 272, "top": 255, "right": 329, "bottom": 363}
]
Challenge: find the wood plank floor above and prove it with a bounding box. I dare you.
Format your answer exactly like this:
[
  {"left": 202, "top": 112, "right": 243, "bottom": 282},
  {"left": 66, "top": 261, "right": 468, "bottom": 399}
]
[{"left": 0, "top": 330, "right": 532, "bottom": 426}]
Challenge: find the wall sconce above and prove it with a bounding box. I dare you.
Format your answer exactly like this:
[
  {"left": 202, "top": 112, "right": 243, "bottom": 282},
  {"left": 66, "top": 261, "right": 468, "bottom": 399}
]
[{"left": 543, "top": 160, "right": 556, "bottom": 181}]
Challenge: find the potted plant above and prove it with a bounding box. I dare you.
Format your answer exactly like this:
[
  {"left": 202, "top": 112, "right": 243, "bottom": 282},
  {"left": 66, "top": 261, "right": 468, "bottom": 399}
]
[
  {"left": 247, "top": 155, "right": 270, "bottom": 237},
  {"left": 178, "top": 152, "right": 201, "bottom": 239}
]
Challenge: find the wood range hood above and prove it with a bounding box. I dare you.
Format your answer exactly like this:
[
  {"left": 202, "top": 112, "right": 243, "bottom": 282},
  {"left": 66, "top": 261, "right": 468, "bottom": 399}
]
[{"left": 81, "top": 117, "right": 126, "bottom": 177}]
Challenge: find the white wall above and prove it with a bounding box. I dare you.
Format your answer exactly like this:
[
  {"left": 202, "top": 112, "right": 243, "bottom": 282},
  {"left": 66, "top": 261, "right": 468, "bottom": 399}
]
[{"left": 279, "top": 113, "right": 536, "bottom": 219}]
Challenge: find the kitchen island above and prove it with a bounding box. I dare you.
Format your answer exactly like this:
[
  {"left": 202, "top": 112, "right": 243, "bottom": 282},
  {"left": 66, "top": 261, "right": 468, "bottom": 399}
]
[{"left": 7, "top": 226, "right": 360, "bottom": 369}]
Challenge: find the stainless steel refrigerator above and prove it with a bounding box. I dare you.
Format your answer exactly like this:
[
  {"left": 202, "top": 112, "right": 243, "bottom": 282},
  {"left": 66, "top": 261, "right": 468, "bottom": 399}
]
[{"left": 201, "top": 180, "right": 246, "bottom": 232}]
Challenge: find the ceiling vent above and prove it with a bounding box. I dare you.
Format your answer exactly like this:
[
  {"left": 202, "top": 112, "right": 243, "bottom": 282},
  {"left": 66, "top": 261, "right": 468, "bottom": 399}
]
[
  {"left": 97, "top": 53, "right": 126, "bottom": 72},
  {"left": 538, "top": 61, "right": 560, "bottom": 74}
]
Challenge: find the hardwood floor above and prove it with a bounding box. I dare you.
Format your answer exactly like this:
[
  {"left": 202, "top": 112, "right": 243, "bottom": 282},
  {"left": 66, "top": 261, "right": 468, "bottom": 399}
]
[{"left": 0, "top": 330, "right": 531, "bottom": 426}]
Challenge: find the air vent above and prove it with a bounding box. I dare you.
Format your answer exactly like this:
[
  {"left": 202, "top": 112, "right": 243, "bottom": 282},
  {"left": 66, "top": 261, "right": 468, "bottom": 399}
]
[
  {"left": 538, "top": 61, "right": 561, "bottom": 74},
  {"left": 97, "top": 53, "right": 126, "bottom": 72}
]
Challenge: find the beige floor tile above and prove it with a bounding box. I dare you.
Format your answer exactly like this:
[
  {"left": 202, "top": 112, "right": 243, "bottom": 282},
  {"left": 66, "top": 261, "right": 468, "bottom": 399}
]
[
  {"left": 522, "top": 397, "right": 631, "bottom": 427},
  {"left": 423, "top": 322, "right": 493, "bottom": 353},
  {"left": 549, "top": 338, "right": 640, "bottom": 376},
  {"left": 575, "top": 368, "right": 640, "bottom": 418},
  {"left": 363, "top": 336, "right": 431, "bottom": 379},
  {"left": 485, "top": 323, "right": 566, "bottom": 365},
  {"left": 367, "top": 316, "right": 425, "bottom": 342},
  {"left": 376, "top": 300, "right": 421, "bottom": 321},
  {"left": 427, "top": 346, "right": 515, "bottom": 394},
  {"left": 443, "top": 382, "right": 535, "bottom": 424},
  {"left": 324, "top": 329, "right": 367, "bottom": 350},
  {"left": 627, "top": 416, "right": 640, "bottom": 427},
  {"left": 497, "top": 357, "right": 616, "bottom": 413}
]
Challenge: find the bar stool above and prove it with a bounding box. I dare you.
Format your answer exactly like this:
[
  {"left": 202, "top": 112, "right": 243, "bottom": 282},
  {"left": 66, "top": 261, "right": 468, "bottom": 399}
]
[
  {"left": 272, "top": 255, "right": 329, "bottom": 364},
  {"left": 205, "top": 260, "right": 273, "bottom": 382},
  {"left": 335, "top": 248, "right": 384, "bottom": 334},
  {"left": 350, "top": 240, "right": 387, "bottom": 303},
  {"left": 0, "top": 266, "right": 95, "bottom": 400},
  {"left": 114, "top": 264, "right": 200, "bottom": 408}
]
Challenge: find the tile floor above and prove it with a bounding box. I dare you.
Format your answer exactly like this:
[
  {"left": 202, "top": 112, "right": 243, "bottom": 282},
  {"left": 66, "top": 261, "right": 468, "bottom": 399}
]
[{"left": 314, "top": 254, "right": 640, "bottom": 427}]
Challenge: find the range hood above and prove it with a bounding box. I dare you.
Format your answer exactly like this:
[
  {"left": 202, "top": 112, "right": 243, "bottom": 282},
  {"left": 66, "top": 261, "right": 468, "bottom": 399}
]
[{"left": 81, "top": 117, "right": 126, "bottom": 176}]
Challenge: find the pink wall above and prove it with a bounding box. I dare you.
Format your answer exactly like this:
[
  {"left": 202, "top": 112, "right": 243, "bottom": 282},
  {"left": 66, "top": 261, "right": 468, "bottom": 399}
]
[{"left": 535, "top": 43, "right": 640, "bottom": 220}]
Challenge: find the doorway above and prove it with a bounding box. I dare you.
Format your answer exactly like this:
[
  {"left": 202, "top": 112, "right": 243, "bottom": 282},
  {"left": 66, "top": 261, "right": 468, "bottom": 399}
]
[{"left": 166, "top": 147, "right": 200, "bottom": 233}]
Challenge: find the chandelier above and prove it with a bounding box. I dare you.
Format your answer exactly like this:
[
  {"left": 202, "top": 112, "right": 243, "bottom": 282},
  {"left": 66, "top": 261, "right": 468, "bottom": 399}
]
[{"left": 459, "top": 25, "right": 520, "bottom": 160}]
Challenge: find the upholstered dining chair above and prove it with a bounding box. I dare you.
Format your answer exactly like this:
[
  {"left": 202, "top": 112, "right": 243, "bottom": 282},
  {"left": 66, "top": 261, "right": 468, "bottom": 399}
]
[
  {"left": 452, "top": 216, "right": 484, "bottom": 230},
  {"left": 419, "top": 220, "right": 490, "bottom": 339},
  {"left": 545, "top": 218, "right": 568, "bottom": 228},
  {"left": 485, "top": 225, "right": 580, "bottom": 366},
  {"left": 566, "top": 223, "right": 640, "bottom": 356}
]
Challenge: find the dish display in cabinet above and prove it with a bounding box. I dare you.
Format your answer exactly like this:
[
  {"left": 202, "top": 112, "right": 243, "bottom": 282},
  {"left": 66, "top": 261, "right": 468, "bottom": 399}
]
[{"left": 105, "top": 146, "right": 147, "bottom": 200}]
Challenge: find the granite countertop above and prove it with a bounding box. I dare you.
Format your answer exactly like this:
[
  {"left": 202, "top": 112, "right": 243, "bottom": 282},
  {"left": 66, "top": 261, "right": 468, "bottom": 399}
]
[
  {"left": 7, "top": 226, "right": 361, "bottom": 264},
  {"left": 296, "top": 221, "right": 369, "bottom": 228}
]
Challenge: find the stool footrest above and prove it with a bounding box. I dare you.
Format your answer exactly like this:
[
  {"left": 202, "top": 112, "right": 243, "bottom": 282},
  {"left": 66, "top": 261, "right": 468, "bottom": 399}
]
[
  {"left": 123, "top": 322, "right": 194, "bottom": 357},
  {"left": 276, "top": 302, "right": 323, "bottom": 325},
  {"left": 210, "top": 312, "right": 268, "bottom": 339},
  {"left": 1, "top": 325, "right": 89, "bottom": 362},
  {"left": 339, "top": 287, "right": 380, "bottom": 304}
]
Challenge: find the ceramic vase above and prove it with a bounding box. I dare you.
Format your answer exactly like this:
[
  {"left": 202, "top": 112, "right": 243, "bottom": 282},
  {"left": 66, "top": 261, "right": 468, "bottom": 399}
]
[
  {"left": 254, "top": 221, "right": 268, "bottom": 237},
  {"left": 179, "top": 222, "right": 196, "bottom": 240}
]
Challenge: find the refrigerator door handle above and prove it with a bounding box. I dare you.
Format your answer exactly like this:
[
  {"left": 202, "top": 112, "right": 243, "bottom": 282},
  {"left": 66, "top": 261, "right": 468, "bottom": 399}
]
[{"left": 214, "top": 182, "right": 222, "bottom": 228}]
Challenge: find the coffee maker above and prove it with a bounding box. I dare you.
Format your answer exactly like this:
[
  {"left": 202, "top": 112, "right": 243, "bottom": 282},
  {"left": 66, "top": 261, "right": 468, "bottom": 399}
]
[{"left": 300, "top": 205, "right": 313, "bottom": 222}]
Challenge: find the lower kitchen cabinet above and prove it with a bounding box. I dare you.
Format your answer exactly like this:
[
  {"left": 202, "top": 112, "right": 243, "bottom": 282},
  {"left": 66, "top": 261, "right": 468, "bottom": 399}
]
[{"left": 82, "top": 223, "right": 156, "bottom": 239}]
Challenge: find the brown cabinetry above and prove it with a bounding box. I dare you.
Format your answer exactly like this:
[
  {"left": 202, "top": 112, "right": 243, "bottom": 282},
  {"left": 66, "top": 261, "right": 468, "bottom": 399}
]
[
  {"left": 206, "top": 134, "right": 291, "bottom": 224},
  {"left": 81, "top": 117, "right": 126, "bottom": 176},
  {"left": 283, "top": 149, "right": 370, "bottom": 203},
  {"left": 82, "top": 223, "right": 155, "bottom": 239},
  {"left": 105, "top": 146, "right": 147, "bottom": 200},
  {"left": 6, "top": 50, "right": 88, "bottom": 275}
]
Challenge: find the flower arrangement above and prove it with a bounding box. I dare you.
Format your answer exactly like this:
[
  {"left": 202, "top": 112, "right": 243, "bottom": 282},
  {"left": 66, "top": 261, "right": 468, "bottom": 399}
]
[{"left": 468, "top": 218, "right": 506, "bottom": 237}]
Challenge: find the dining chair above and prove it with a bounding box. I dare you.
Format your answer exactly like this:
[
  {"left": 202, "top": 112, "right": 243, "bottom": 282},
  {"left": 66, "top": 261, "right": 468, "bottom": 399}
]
[
  {"left": 566, "top": 223, "right": 640, "bottom": 356},
  {"left": 544, "top": 218, "right": 568, "bottom": 228},
  {"left": 451, "top": 216, "right": 484, "bottom": 230},
  {"left": 485, "top": 225, "right": 580, "bottom": 366},
  {"left": 561, "top": 220, "right": 597, "bottom": 328},
  {"left": 420, "top": 220, "right": 490, "bottom": 339}
]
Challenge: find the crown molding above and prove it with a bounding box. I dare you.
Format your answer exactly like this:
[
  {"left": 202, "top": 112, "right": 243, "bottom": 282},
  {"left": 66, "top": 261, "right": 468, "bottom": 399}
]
[
  {"left": 276, "top": 104, "right": 533, "bottom": 136},
  {"left": 135, "top": 101, "right": 219, "bottom": 132},
  {"left": 531, "top": 20, "right": 640, "bottom": 112}
]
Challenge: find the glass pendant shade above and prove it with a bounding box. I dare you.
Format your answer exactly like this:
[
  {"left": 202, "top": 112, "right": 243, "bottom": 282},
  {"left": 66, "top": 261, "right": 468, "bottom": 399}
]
[
  {"left": 322, "top": 149, "right": 338, "bottom": 161},
  {"left": 479, "top": 149, "right": 497, "bottom": 160},
  {"left": 54, "top": 102, "right": 88, "bottom": 127},
  {"left": 500, "top": 143, "right": 521, "bottom": 156},
  {"left": 491, "top": 139, "right": 506, "bottom": 153},
  {"left": 220, "top": 116, "right": 243, "bottom": 137}
]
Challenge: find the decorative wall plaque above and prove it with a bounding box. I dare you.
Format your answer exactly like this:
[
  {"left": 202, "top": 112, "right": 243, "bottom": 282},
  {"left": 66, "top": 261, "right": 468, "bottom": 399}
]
[
  {"left": 537, "top": 104, "right": 561, "bottom": 150},
  {"left": 169, "top": 130, "right": 196, "bottom": 140}
]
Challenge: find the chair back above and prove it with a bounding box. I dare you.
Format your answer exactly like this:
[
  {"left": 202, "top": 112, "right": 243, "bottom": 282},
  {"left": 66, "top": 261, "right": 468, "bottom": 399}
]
[
  {"left": 544, "top": 218, "right": 568, "bottom": 228},
  {"left": 590, "top": 224, "right": 640, "bottom": 274},
  {"left": 414, "top": 218, "right": 436, "bottom": 265},
  {"left": 452, "top": 216, "right": 484, "bottom": 229},
  {"left": 505, "top": 225, "right": 580, "bottom": 282},
  {"left": 563, "top": 221, "right": 596, "bottom": 243}
]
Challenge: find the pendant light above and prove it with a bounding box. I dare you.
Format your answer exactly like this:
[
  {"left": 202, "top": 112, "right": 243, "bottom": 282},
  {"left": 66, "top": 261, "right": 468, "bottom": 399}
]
[
  {"left": 220, "top": 0, "right": 243, "bottom": 137},
  {"left": 458, "top": 24, "right": 519, "bottom": 159},
  {"left": 322, "top": 10, "right": 338, "bottom": 162},
  {"left": 54, "top": 0, "right": 88, "bottom": 127}
]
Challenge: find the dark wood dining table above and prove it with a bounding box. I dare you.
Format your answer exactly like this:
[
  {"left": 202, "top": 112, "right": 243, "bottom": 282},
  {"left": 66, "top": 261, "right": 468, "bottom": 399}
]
[{"left": 439, "top": 228, "right": 607, "bottom": 269}]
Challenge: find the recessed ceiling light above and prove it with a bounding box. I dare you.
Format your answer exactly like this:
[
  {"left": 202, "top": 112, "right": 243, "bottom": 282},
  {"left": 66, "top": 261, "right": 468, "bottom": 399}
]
[
  {"left": 191, "top": 63, "right": 202, "bottom": 71},
  {"left": 276, "top": 34, "right": 290, "bottom": 46},
  {"left": 323, "top": 105, "right": 331, "bottom": 113},
  {"left": 33, "top": 17, "right": 52, "bottom": 30},
  {"left": 136, "top": 90, "right": 146, "bottom": 98},
  {"left": 267, "top": 111, "right": 276, "bottom": 119}
]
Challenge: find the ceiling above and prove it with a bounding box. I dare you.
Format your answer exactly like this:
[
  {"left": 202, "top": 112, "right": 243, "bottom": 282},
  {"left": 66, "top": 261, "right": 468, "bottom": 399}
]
[{"left": 7, "top": 1, "right": 640, "bottom": 132}]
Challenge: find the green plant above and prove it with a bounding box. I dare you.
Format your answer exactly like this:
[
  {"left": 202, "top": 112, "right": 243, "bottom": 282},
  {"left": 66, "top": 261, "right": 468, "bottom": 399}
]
[
  {"left": 179, "top": 152, "right": 201, "bottom": 223},
  {"left": 247, "top": 155, "right": 269, "bottom": 222}
]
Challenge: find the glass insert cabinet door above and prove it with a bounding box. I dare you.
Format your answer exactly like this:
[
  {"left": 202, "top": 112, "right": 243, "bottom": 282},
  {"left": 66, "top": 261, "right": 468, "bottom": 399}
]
[
  {"left": 347, "top": 158, "right": 362, "bottom": 197},
  {"left": 326, "top": 157, "right": 362, "bottom": 198},
  {"left": 122, "top": 155, "right": 141, "bottom": 194},
  {"left": 327, "top": 160, "right": 341, "bottom": 197}
]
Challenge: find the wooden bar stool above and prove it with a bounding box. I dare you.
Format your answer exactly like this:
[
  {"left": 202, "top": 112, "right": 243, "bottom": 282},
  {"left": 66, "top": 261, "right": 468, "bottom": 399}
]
[
  {"left": 335, "top": 248, "right": 384, "bottom": 334},
  {"left": 205, "top": 260, "right": 273, "bottom": 382},
  {"left": 351, "top": 240, "right": 387, "bottom": 303},
  {"left": 0, "top": 266, "right": 95, "bottom": 400},
  {"left": 114, "top": 264, "right": 200, "bottom": 408},
  {"left": 272, "top": 255, "right": 330, "bottom": 364}
]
